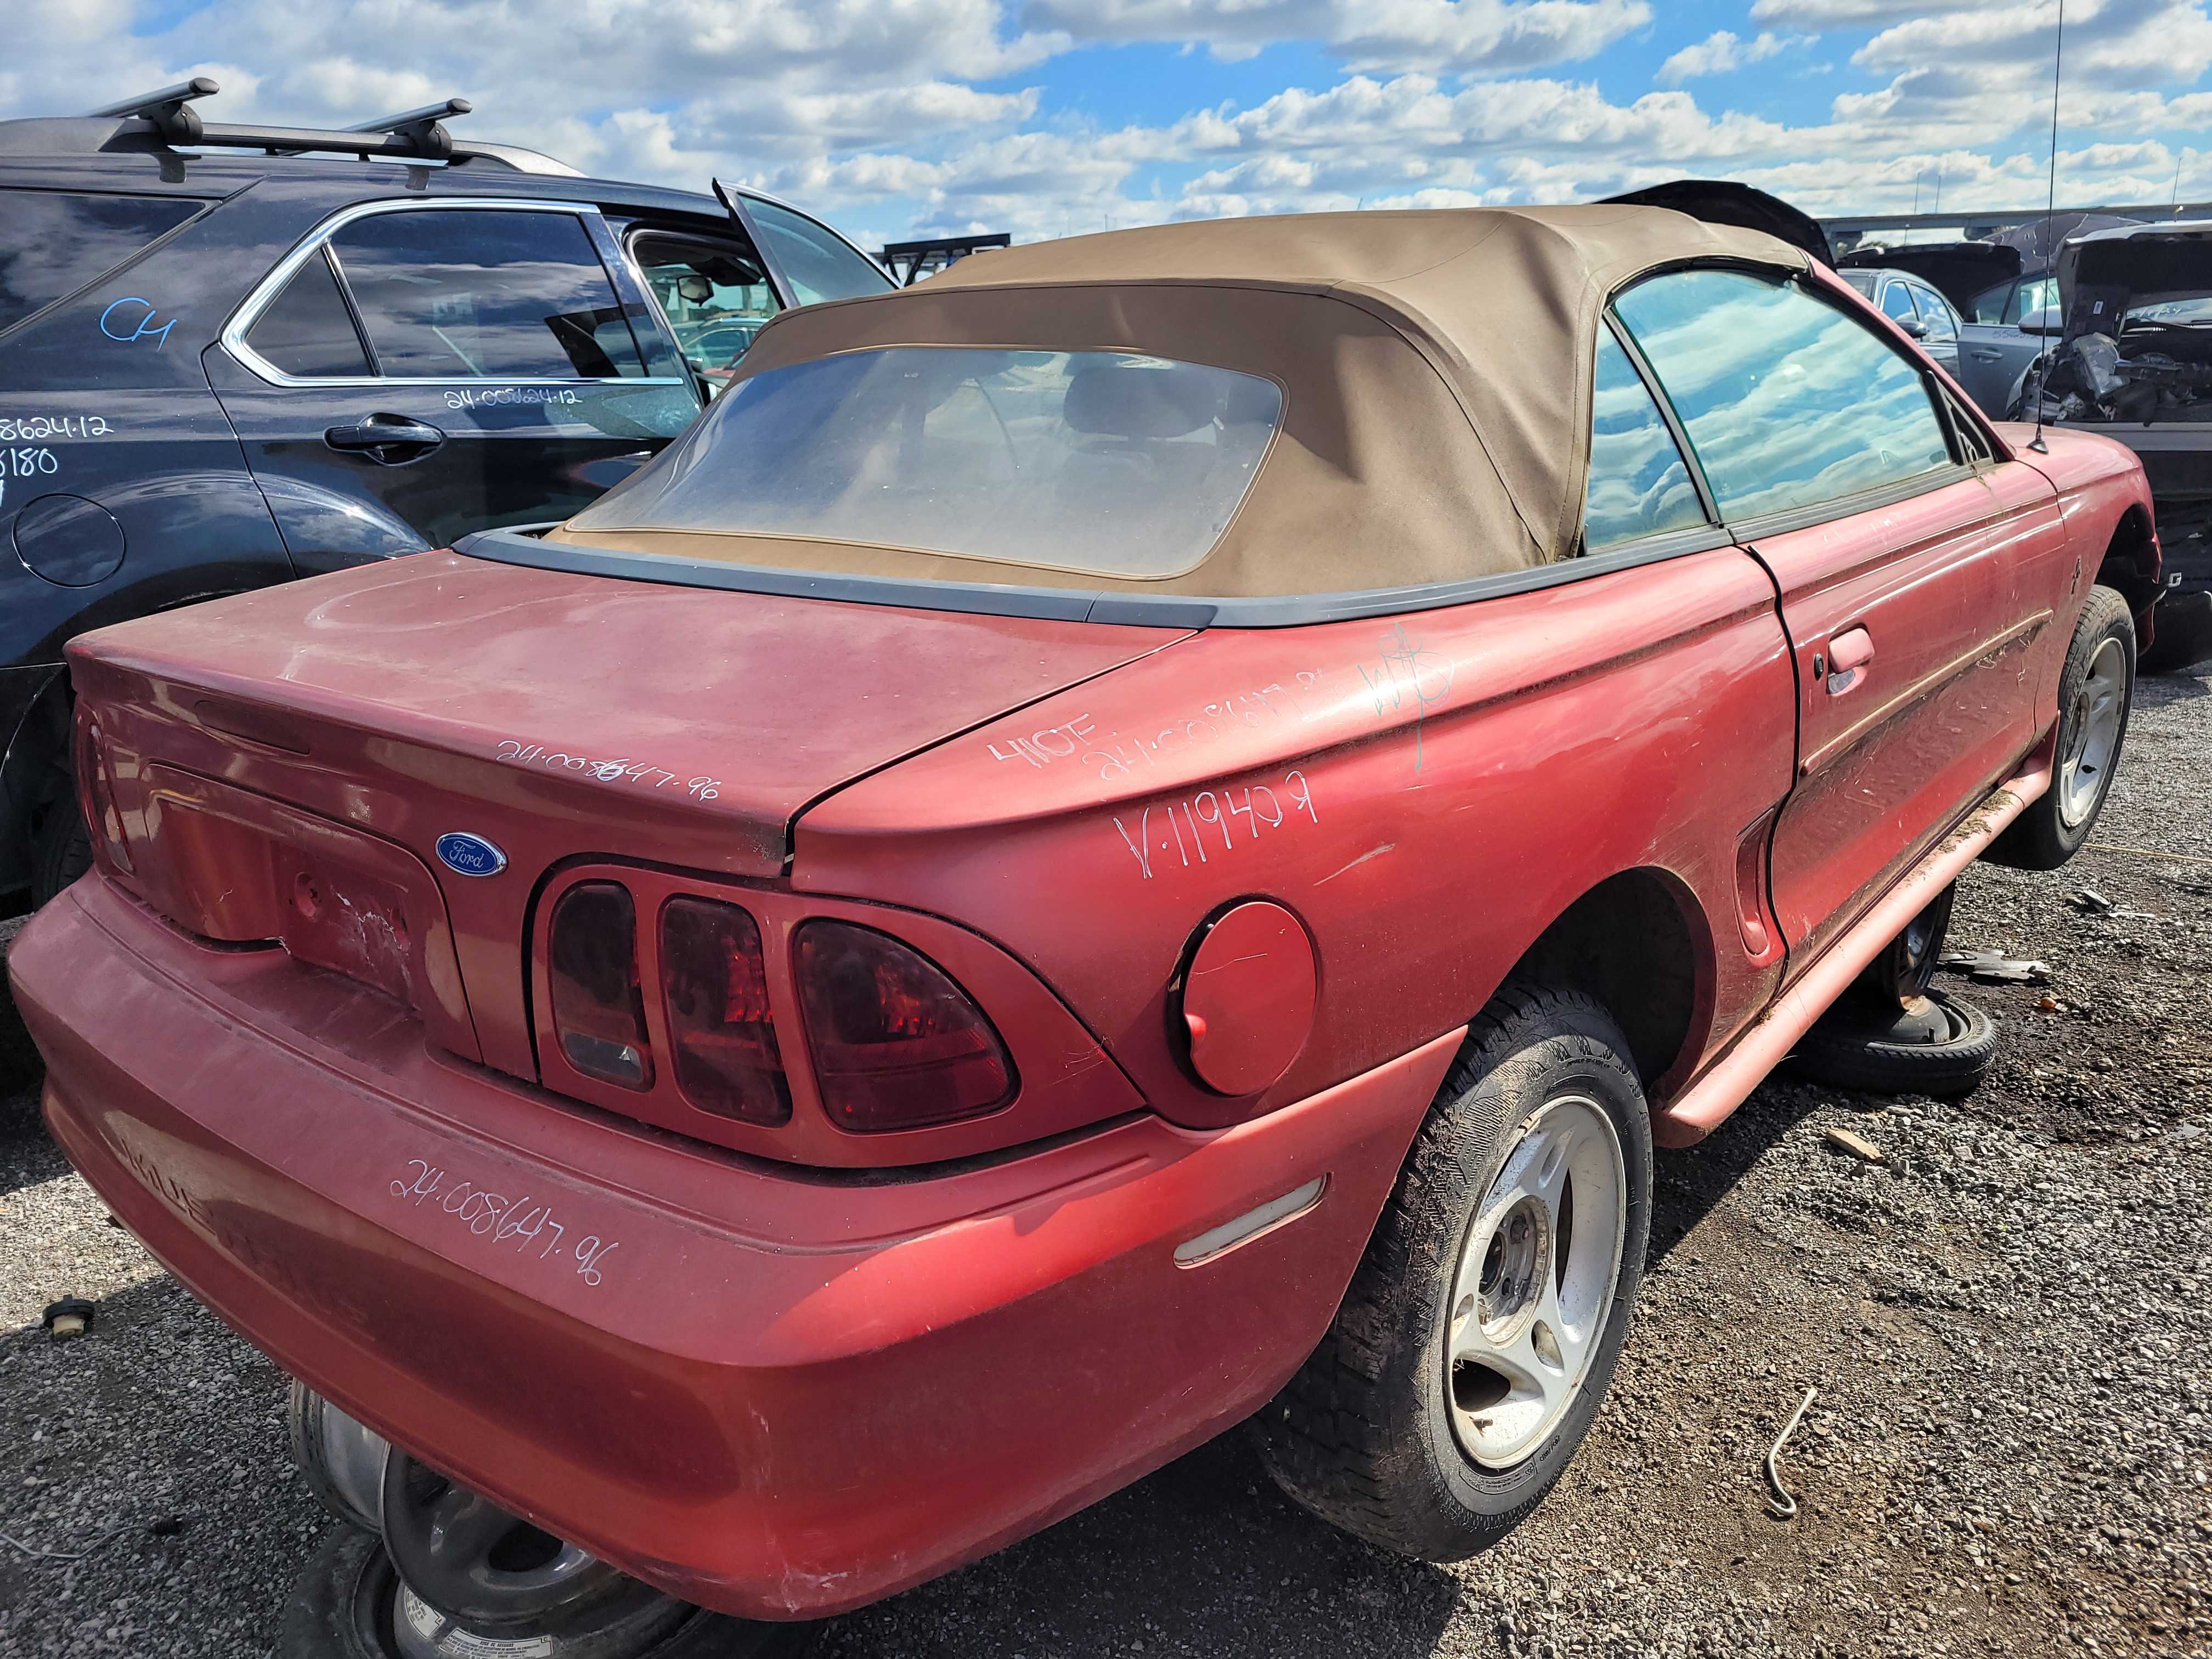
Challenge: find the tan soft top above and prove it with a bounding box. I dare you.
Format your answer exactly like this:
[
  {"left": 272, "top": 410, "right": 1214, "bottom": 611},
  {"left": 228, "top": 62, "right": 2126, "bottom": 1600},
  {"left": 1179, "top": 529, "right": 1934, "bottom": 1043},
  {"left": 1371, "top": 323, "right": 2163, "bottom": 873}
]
[{"left": 557, "top": 206, "right": 1808, "bottom": 597}]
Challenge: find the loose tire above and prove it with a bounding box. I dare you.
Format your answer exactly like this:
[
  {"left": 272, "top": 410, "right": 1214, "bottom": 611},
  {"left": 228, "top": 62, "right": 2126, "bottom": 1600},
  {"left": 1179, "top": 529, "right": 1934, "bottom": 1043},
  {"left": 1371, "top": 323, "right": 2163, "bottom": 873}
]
[
  {"left": 1254, "top": 984, "right": 1652, "bottom": 1560},
  {"left": 1786, "top": 989, "right": 1996, "bottom": 1099},
  {"left": 1989, "top": 584, "right": 2134, "bottom": 871},
  {"left": 279, "top": 1527, "right": 815, "bottom": 1659}
]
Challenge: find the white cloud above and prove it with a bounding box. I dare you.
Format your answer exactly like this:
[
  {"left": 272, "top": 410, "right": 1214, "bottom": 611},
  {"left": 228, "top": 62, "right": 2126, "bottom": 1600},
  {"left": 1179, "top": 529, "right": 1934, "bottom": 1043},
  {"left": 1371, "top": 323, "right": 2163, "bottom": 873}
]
[
  {"left": 1657, "top": 31, "right": 1792, "bottom": 84},
  {"left": 1019, "top": 1, "right": 1653, "bottom": 74},
  {"left": 9, "top": 0, "right": 2212, "bottom": 251},
  {"left": 1749, "top": 0, "right": 1982, "bottom": 22}
]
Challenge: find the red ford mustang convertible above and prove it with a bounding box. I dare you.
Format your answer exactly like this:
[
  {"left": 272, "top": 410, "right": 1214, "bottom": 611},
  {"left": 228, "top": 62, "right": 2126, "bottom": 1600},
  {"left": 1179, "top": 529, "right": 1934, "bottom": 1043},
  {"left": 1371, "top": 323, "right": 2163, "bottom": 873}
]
[{"left": 12, "top": 208, "right": 2157, "bottom": 1656}]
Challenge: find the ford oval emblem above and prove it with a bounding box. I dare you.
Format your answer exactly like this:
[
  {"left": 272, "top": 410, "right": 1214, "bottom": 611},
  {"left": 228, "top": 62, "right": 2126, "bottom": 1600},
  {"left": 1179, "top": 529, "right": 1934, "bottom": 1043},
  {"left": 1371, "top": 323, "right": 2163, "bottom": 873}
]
[{"left": 435, "top": 832, "right": 507, "bottom": 878}]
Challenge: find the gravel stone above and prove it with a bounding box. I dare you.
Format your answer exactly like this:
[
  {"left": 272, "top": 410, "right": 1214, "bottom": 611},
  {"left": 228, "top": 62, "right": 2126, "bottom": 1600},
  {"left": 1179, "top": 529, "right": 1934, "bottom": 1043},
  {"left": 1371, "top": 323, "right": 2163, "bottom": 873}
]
[{"left": 2, "top": 670, "right": 2208, "bottom": 1657}]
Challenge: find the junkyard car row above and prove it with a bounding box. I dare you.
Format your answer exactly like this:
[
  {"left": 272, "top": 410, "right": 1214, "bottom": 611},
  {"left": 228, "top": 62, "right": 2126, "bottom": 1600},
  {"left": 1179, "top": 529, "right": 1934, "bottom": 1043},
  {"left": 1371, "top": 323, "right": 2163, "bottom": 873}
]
[
  {"left": 0, "top": 82, "right": 890, "bottom": 927},
  {"left": 0, "top": 87, "right": 2182, "bottom": 1659}
]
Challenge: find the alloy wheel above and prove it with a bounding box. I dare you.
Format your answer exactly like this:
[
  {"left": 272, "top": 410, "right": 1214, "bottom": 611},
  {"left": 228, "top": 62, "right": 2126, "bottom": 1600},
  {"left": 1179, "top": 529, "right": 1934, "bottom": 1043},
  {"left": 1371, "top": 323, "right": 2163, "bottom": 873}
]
[
  {"left": 2059, "top": 635, "right": 2127, "bottom": 828},
  {"left": 1446, "top": 1094, "right": 1627, "bottom": 1469}
]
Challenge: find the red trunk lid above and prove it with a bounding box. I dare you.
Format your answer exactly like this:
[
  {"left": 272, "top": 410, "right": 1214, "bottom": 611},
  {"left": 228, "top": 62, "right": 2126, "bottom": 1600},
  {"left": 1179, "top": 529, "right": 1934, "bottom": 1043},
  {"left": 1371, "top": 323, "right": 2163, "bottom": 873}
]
[{"left": 68, "top": 551, "right": 1184, "bottom": 1080}]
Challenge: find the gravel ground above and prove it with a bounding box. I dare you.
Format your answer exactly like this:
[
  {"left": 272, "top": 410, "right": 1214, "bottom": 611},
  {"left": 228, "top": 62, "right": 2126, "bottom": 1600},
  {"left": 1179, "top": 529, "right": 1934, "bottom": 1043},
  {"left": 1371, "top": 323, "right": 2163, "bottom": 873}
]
[{"left": 1, "top": 673, "right": 2207, "bottom": 1659}]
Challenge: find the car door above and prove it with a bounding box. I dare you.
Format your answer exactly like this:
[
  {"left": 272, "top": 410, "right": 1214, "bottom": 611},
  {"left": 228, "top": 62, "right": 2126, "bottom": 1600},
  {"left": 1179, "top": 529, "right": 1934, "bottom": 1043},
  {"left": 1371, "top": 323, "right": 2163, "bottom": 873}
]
[
  {"left": 208, "top": 199, "right": 701, "bottom": 573},
  {"left": 715, "top": 184, "right": 895, "bottom": 309},
  {"left": 1957, "top": 272, "right": 2055, "bottom": 416},
  {"left": 1614, "top": 267, "right": 2063, "bottom": 962}
]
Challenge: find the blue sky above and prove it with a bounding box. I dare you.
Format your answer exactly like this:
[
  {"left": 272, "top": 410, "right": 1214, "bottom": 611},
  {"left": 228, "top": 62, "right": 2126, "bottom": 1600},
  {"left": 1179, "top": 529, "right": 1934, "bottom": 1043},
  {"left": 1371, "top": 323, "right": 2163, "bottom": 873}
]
[{"left": 7, "top": 3, "right": 2208, "bottom": 248}]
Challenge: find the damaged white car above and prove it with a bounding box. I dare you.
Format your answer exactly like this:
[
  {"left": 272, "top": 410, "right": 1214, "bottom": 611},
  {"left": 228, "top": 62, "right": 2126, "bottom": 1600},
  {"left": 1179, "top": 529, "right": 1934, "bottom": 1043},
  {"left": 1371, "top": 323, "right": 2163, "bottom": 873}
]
[{"left": 2023, "top": 219, "right": 2212, "bottom": 672}]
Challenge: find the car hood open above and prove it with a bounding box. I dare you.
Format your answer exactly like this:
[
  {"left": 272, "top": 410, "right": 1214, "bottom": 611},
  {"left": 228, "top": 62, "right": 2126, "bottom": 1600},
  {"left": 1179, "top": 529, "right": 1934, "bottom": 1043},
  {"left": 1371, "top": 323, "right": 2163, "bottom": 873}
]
[{"left": 2058, "top": 219, "right": 2212, "bottom": 340}]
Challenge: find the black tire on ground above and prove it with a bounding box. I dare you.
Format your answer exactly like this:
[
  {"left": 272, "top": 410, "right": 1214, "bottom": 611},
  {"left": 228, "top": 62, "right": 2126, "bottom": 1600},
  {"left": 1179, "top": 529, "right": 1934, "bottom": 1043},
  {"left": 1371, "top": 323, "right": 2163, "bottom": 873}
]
[
  {"left": 1853, "top": 882, "right": 1954, "bottom": 1011},
  {"left": 1252, "top": 983, "right": 1653, "bottom": 1561},
  {"left": 0, "top": 917, "right": 45, "bottom": 1107},
  {"left": 1988, "top": 584, "right": 2135, "bottom": 872},
  {"left": 1786, "top": 989, "right": 1997, "bottom": 1099},
  {"left": 2139, "top": 589, "right": 2212, "bottom": 676},
  {"left": 279, "top": 1527, "right": 820, "bottom": 1659}
]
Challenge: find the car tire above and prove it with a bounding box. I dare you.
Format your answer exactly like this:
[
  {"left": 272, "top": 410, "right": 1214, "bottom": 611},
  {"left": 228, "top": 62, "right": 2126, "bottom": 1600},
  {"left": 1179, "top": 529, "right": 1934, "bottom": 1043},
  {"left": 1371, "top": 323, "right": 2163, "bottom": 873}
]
[
  {"left": 29, "top": 791, "right": 92, "bottom": 910},
  {"left": 2139, "top": 589, "right": 2212, "bottom": 676},
  {"left": 1252, "top": 983, "right": 1652, "bottom": 1561},
  {"left": 1786, "top": 989, "right": 1997, "bottom": 1099},
  {"left": 0, "top": 913, "right": 45, "bottom": 1104},
  {"left": 279, "top": 1527, "right": 819, "bottom": 1659},
  {"left": 1853, "top": 882, "right": 1954, "bottom": 1011},
  {"left": 1988, "top": 584, "right": 2134, "bottom": 871}
]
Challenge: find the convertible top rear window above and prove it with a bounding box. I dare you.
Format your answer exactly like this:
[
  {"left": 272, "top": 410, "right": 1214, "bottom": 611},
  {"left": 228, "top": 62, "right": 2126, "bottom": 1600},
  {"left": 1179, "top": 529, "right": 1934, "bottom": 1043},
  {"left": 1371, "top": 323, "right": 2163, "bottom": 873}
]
[{"left": 567, "top": 347, "right": 1282, "bottom": 578}]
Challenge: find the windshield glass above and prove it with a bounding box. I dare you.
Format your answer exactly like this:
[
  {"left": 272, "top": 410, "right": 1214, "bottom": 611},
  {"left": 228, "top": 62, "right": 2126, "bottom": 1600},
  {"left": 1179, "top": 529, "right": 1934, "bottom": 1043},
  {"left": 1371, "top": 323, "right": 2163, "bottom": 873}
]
[{"left": 568, "top": 347, "right": 1282, "bottom": 578}]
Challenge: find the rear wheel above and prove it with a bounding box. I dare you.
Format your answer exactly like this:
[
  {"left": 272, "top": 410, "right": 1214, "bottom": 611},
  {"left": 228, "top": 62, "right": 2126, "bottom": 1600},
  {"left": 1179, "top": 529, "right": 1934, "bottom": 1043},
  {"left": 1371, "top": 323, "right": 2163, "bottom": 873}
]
[
  {"left": 28, "top": 772, "right": 91, "bottom": 909},
  {"left": 1989, "top": 584, "right": 2134, "bottom": 871},
  {"left": 1254, "top": 984, "right": 1651, "bottom": 1560}
]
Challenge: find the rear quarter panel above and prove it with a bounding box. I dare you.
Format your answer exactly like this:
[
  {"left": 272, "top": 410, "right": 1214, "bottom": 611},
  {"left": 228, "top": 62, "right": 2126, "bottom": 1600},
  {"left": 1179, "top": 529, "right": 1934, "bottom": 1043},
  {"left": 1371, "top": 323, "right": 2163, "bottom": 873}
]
[{"left": 798, "top": 549, "right": 1799, "bottom": 1129}]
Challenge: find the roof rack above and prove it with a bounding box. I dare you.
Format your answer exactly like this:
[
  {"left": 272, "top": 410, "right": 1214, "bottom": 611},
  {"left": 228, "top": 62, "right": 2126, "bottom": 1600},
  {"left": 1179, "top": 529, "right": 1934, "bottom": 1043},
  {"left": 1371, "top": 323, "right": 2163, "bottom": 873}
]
[
  {"left": 89, "top": 77, "right": 220, "bottom": 145},
  {"left": 54, "top": 78, "right": 573, "bottom": 174}
]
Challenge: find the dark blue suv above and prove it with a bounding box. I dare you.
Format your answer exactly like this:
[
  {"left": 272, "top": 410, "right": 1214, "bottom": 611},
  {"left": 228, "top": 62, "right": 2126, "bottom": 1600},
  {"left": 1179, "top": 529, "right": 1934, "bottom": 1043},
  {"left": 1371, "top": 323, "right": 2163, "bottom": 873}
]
[{"left": 0, "top": 81, "right": 892, "bottom": 909}]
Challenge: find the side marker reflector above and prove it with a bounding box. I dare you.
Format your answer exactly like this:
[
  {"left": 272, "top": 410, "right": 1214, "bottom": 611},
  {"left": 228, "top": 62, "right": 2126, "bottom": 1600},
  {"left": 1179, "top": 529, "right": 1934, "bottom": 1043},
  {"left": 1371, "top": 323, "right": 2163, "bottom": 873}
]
[{"left": 1173, "top": 1177, "right": 1327, "bottom": 1268}]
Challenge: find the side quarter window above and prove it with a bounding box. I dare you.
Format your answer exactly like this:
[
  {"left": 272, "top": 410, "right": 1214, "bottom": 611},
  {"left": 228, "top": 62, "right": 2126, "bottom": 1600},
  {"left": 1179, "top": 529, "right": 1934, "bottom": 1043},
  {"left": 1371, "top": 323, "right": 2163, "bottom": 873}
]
[
  {"left": 1612, "top": 268, "right": 1955, "bottom": 522},
  {"left": 244, "top": 246, "right": 373, "bottom": 377},
  {"left": 1967, "top": 280, "right": 2014, "bottom": 325},
  {"left": 1582, "top": 326, "right": 1707, "bottom": 552}
]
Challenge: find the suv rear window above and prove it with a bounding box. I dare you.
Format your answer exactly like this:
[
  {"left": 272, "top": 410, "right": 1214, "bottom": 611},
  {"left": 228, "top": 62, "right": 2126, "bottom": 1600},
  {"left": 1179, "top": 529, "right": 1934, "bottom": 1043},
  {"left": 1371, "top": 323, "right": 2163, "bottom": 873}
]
[
  {"left": 0, "top": 189, "right": 201, "bottom": 333},
  {"left": 327, "top": 208, "right": 648, "bottom": 380},
  {"left": 570, "top": 347, "right": 1282, "bottom": 578}
]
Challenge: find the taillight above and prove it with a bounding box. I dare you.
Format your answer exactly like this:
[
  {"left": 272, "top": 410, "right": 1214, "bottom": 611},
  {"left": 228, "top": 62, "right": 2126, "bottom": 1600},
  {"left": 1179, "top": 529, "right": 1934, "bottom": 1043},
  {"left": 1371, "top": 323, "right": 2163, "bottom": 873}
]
[
  {"left": 792, "top": 920, "right": 1015, "bottom": 1132},
  {"left": 659, "top": 896, "right": 791, "bottom": 1125},
  {"left": 73, "top": 713, "right": 131, "bottom": 873},
  {"left": 547, "top": 882, "right": 652, "bottom": 1089}
]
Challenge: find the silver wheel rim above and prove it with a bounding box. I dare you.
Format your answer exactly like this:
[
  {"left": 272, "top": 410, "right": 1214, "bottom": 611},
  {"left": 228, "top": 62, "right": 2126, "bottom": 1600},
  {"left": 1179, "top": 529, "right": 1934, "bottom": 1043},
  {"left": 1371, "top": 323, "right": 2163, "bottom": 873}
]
[
  {"left": 1446, "top": 1094, "right": 1627, "bottom": 1469},
  {"left": 2059, "top": 636, "right": 2126, "bottom": 828}
]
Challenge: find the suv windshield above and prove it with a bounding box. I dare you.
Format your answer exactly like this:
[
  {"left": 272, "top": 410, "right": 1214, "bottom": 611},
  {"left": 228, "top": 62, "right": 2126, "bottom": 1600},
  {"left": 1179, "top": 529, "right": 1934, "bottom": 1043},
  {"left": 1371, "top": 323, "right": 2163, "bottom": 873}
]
[{"left": 569, "top": 347, "right": 1282, "bottom": 578}]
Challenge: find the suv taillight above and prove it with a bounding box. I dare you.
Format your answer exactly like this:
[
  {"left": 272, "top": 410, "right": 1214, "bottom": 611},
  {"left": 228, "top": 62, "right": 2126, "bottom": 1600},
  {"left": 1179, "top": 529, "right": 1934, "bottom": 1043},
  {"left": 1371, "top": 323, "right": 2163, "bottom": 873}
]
[
  {"left": 548, "top": 882, "right": 653, "bottom": 1089},
  {"left": 659, "top": 896, "right": 791, "bottom": 1125},
  {"left": 792, "top": 919, "right": 1015, "bottom": 1132}
]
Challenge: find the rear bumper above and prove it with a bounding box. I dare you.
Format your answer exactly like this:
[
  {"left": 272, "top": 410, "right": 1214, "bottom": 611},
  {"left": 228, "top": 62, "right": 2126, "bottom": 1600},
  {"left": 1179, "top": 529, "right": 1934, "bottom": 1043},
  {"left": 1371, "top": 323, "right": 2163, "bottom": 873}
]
[{"left": 11, "top": 876, "right": 1457, "bottom": 1619}]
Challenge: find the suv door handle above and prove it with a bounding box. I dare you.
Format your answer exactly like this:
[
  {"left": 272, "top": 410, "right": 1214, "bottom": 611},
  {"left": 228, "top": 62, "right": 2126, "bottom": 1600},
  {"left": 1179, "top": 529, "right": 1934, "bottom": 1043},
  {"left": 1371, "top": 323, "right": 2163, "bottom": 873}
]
[
  {"left": 1825, "top": 626, "right": 1874, "bottom": 696},
  {"left": 325, "top": 416, "right": 445, "bottom": 465}
]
